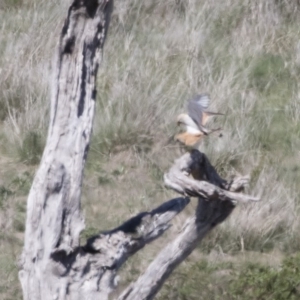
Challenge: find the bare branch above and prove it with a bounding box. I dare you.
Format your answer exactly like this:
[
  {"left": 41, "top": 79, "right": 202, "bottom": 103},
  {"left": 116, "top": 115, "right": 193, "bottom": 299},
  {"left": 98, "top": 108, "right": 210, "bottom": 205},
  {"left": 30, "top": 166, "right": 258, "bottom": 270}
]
[
  {"left": 118, "top": 150, "right": 259, "bottom": 300},
  {"left": 49, "top": 197, "right": 190, "bottom": 300},
  {"left": 83, "top": 197, "right": 190, "bottom": 255},
  {"left": 118, "top": 198, "right": 234, "bottom": 300},
  {"left": 164, "top": 150, "right": 259, "bottom": 203}
]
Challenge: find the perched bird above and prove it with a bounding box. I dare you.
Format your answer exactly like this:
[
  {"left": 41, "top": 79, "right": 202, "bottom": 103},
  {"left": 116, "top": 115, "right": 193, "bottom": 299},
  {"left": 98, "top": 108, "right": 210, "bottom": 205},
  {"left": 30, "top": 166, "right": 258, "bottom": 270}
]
[{"left": 175, "top": 94, "right": 223, "bottom": 148}]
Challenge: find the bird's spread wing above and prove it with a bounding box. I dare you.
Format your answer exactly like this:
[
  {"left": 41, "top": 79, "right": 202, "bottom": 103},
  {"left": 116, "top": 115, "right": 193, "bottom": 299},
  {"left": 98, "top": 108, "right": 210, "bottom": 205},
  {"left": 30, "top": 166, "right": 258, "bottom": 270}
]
[{"left": 187, "top": 94, "right": 210, "bottom": 129}]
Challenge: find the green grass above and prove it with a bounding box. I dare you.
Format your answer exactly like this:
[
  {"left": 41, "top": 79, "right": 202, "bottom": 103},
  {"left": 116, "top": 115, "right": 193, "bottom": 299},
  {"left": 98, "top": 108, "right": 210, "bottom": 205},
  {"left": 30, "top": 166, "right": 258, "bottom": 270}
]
[
  {"left": 1, "top": 0, "right": 300, "bottom": 299},
  {"left": 18, "top": 131, "right": 44, "bottom": 165},
  {"left": 229, "top": 254, "right": 300, "bottom": 300},
  {"left": 158, "top": 253, "right": 300, "bottom": 300}
]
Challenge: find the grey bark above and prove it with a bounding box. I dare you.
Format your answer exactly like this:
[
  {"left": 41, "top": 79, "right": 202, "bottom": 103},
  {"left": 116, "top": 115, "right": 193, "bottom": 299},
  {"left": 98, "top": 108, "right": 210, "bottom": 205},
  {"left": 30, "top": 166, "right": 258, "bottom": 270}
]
[
  {"left": 19, "top": 0, "right": 114, "bottom": 299},
  {"left": 119, "top": 150, "right": 258, "bottom": 300},
  {"left": 19, "top": 0, "right": 259, "bottom": 299}
]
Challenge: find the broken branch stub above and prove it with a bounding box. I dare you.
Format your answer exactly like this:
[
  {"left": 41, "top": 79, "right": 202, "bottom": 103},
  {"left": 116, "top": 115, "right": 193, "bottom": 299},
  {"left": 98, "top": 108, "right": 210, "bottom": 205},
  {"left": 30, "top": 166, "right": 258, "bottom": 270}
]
[
  {"left": 84, "top": 197, "right": 190, "bottom": 255},
  {"left": 52, "top": 197, "right": 190, "bottom": 300}
]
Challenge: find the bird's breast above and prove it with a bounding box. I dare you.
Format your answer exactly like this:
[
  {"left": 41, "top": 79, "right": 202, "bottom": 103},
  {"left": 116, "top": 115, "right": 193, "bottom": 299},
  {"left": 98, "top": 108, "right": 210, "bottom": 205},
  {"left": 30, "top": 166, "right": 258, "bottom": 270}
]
[
  {"left": 186, "top": 126, "right": 202, "bottom": 134},
  {"left": 175, "top": 132, "right": 204, "bottom": 147}
]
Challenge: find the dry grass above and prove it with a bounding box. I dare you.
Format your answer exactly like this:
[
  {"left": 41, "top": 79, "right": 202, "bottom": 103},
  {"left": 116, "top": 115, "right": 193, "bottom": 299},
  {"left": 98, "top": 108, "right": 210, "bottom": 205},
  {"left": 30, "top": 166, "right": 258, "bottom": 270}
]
[{"left": 0, "top": 0, "right": 300, "bottom": 299}]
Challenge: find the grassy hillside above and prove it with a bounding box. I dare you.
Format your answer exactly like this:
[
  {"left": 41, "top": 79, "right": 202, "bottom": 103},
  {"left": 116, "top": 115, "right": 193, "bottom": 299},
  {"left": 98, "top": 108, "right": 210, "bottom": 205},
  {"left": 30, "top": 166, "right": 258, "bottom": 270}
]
[{"left": 0, "top": 0, "right": 299, "bottom": 299}]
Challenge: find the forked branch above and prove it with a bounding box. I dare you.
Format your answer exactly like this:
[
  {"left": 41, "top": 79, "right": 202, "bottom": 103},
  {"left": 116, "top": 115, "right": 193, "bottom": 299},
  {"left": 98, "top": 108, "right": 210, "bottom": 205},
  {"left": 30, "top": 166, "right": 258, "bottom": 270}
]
[
  {"left": 51, "top": 149, "right": 257, "bottom": 300},
  {"left": 118, "top": 149, "right": 259, "bottom": 300}
]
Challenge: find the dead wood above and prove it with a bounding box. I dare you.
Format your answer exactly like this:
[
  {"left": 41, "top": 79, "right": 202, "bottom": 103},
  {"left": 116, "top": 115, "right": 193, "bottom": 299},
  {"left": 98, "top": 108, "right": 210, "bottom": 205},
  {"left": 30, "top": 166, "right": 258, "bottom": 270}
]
[
  {"left": 19, "top": 0, "right": 259, "bottom": 299},
  {"left": 164, "top": 150, "right": 259, "bottom": 203},
  {"left": 118, "top": 149, "right": 258, "bottom": 300},
  {"left": 19, "top": 1, "right": 114, "bottom": 299}
]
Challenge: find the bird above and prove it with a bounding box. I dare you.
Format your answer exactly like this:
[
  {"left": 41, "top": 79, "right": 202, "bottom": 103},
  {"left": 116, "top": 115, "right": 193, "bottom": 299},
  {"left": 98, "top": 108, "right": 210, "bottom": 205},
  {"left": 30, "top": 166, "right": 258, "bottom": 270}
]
[{"left": 175, "top": 94, "right": 223, "bottom": 148}]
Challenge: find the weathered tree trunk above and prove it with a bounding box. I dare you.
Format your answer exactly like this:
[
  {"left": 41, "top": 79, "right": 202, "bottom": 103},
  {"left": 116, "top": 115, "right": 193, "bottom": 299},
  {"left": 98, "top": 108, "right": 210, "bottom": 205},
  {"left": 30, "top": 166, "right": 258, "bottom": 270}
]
[
  {"left": 19, "top": 0, "right": 114, "bottom": 299},
  {"left": 19, "top": 1, "right": 259, "bottom": 299}
]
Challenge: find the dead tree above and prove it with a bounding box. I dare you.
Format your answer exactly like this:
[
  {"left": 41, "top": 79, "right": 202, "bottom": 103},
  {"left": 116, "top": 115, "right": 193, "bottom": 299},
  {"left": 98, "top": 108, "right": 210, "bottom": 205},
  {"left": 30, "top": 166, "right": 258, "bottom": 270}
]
[{"left": 19, "top": 0, "right": 259, "bottom": 299}]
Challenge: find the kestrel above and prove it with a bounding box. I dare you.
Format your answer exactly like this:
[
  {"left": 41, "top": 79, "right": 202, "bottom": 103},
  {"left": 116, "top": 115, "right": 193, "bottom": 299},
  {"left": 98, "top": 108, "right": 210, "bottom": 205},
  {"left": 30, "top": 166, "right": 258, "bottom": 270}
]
[{"left": 175, "top": 94, "right": 223, "bottom": 148}]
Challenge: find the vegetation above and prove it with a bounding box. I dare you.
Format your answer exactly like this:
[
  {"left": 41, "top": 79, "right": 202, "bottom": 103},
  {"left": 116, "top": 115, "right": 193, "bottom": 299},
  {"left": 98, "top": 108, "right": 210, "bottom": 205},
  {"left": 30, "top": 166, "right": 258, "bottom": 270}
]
[
  {"left": 0, "top": 0, "right": 299, "bottom": 299},
  {"left": 159, "top": 253, "right": 300, "bottom": 300}
]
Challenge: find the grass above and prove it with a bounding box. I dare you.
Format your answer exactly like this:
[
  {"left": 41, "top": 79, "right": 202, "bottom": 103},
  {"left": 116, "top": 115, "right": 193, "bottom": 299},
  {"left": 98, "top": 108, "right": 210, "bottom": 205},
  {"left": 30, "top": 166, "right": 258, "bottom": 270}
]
[
  {"left": 158, "top": 252, "right": 300, "bottom": 300},
  {"left": 0, "top": 0, "right": 300, "bottom": 299}
]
